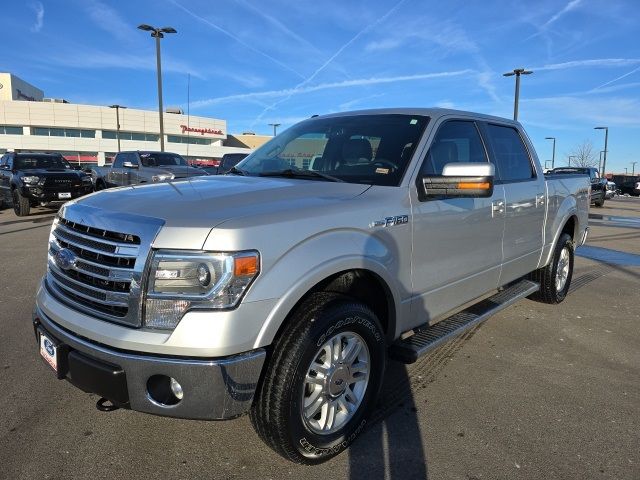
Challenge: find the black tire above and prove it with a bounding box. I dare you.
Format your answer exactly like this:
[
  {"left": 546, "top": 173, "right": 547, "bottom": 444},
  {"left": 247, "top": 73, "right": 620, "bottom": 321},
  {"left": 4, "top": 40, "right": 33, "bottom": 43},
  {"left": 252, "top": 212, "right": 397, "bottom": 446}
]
[
  {"left": 12, "top": 189, "right": 30, "bottom": 217},
  {"left": 528, "top": 233, "right": 574, "bottom": 304},
  {"left": 95, "top": 179, "right": 106, "bottom": 191},
  {"left": 594, "top": 198, "right": 605, "bottom": 207},
  {"left": 250, "top": 292, "right": 386, "bottom": 464}
]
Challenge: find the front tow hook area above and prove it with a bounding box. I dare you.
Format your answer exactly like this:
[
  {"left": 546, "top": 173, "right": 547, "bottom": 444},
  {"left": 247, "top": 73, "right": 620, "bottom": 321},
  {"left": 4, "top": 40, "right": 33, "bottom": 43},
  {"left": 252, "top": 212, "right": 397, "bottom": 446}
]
[{"left": 96, "top": 397, "right": 120, "bottom": 412}]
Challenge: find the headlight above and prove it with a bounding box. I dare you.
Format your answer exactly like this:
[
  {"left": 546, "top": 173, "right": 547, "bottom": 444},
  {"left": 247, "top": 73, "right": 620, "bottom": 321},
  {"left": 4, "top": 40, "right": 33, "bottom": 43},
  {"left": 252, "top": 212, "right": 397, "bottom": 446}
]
[
  {"left": 23, "top": 176, "right": 40, "bottom": 184},
  {"left": 152, "top": 173, "right": 175, "bottom": 182},
  {"left": 81, "top": 176, "right": 93, "bottom": 183},
  {"left": 144, "top": 250, "right": 259, "bottom": 329}
]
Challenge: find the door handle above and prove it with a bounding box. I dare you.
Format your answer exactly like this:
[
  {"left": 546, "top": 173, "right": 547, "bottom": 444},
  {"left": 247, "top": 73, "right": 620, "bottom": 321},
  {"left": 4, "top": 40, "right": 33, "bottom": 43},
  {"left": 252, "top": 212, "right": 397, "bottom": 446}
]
[
  {"left": 536, "top": 194, "right": 545, "bottom": 206},
  {"left": 492, "top": 200, "right": 505, "bottom": 217}
]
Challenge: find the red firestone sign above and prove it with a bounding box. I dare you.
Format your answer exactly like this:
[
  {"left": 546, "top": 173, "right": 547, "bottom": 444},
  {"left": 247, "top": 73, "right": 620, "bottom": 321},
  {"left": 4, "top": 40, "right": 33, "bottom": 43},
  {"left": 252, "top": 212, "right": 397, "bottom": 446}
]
[{"left": 180, "top": 125, "right": 224, "bottom": 136}]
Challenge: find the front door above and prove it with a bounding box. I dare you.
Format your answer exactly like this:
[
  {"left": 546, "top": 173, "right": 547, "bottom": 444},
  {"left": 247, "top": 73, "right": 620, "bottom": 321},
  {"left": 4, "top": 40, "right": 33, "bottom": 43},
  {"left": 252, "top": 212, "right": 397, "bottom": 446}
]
[{"left": 410, "top": 118, "right": 505, "bottom": 327}]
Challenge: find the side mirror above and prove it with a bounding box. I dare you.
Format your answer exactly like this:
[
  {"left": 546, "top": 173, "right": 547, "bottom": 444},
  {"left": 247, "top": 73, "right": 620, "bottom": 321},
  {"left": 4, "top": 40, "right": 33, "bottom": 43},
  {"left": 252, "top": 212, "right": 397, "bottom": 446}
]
[
  {"left": 418, "top": 162, "right": 495, "bottom": 200},
  {"left": 123, "top": 161, "right": 139, "bottom": 169}
]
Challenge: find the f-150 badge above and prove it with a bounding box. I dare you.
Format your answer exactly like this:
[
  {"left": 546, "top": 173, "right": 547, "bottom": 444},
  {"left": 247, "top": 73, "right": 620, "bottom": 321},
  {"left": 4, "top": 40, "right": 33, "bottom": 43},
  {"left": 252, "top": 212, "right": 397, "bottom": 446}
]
[{"left": 370, "top": 215, "right": 409, "bottom": 228}]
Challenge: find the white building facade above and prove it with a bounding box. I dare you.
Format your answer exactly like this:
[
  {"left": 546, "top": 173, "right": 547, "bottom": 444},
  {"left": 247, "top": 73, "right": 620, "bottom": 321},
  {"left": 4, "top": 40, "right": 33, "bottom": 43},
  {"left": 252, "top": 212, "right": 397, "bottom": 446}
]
[{"left": 0, "top": 73, "right": 253, "bottom": 166}]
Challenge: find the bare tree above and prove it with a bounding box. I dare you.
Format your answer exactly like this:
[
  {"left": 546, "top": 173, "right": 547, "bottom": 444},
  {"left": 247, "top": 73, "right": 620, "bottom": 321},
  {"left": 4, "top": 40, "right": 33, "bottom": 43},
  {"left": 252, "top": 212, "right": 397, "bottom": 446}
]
[{"left": 566, "top": 140, "right": 599, "bottom": 167}]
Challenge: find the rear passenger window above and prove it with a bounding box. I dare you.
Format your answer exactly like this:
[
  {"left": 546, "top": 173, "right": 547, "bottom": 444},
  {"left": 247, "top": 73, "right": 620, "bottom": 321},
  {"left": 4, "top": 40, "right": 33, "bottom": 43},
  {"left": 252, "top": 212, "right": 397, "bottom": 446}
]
[
  {"left": 486, "top": 125, "right": 534, "bottom": 182},
  {"left": 421, "top": 120, "right": 487, "bottom": 175},
  {"left": 113, "top": 154, "right": 124, "bottom": 168}
]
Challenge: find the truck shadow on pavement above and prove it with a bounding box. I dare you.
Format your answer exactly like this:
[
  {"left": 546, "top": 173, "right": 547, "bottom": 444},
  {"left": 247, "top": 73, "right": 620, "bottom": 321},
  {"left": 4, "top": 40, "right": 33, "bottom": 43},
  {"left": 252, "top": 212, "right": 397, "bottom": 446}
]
[{"left": 348, "top": 326, "right": 480, "bottom": 479}]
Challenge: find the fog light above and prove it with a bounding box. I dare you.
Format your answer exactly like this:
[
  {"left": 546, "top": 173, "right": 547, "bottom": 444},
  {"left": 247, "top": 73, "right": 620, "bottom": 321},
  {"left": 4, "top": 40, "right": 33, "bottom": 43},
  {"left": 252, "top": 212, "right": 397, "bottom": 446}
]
[
  {"left": 170, "top": 377, "right": 184, "bottom": 400},
  {"left": 147, "top": 374, "right": 183, "bottom": 406}
]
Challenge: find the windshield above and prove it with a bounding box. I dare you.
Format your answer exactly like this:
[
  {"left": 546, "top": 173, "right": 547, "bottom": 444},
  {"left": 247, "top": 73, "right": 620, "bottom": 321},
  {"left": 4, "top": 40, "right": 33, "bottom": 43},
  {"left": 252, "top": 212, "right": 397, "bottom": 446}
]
[
  {"left": 236, "top": 114, "right": 429, "bottom": 186},
  {"left": 14, "top": 155, "right": 72, "bottom": 170},
  {"left": 140, "top": 152, "right": 187, "bottom": 167}
]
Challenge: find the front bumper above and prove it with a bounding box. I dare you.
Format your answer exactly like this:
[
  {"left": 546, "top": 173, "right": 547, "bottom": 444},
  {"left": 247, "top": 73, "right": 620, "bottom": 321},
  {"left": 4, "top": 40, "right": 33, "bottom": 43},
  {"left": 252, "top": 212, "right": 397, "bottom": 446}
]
[
  {"left": 21, "top": 184, "right": 93, "bottom": 202},
  {"left": 33, "top": 308, "right": 266, "bottom": 420}
]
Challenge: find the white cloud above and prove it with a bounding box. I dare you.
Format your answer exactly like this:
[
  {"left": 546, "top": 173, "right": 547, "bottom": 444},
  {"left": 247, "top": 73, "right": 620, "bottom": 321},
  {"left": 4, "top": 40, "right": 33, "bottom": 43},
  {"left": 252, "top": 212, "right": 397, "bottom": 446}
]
[
  {"left": 29, "top": 1, "right": 44, "bottom": 33},
  {"left": 81, "top": 0, "right": 132, "bottom": 43},
  {"left": 591, "top": 65, "right": 640, "bottom": 91},
  {"left": 532, "top": 58, "right": 640, "bottom": 72},
  {"left": 191, "top": 70, "right": 472, "bottom": 109},
  {"left": 522, "top": 95, "right": 640, "bottom": 127},
  {"left": 169, "top": 0, "right": 304, "bottom": 79},
  {"left": 541, "top": 0, "right": 583, "bottom": 29}
]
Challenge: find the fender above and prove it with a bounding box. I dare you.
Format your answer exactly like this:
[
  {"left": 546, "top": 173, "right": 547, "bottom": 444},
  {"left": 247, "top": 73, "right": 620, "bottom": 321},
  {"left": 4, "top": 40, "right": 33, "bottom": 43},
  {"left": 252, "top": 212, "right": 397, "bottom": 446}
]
[
  {"left": 539, "top": 195, "right": 579, "bottom": 268},
  {"left": 248, "top": 229, "right": 405, "bottom": 349}
]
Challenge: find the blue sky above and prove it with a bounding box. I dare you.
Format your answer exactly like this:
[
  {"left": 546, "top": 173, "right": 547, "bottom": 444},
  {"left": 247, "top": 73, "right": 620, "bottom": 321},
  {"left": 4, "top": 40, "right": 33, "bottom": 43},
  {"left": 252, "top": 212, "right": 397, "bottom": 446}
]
[{"left": 2, "top": 0, "right": 639, "bottom": 173}]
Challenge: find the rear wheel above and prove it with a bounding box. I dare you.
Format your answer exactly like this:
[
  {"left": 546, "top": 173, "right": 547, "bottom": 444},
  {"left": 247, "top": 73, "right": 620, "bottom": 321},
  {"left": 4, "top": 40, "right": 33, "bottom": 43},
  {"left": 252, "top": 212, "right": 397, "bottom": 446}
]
[
  {"left": 594, "top": 196, "right": 605, "bottom": 207},
  {"left": 12, "top": 189, "right": 31, "bottom": 216},
  {"left": 529, "top": 233, "right": 574, "bottom": 304},
  {"left": 250, "top": 293, "right": 386, "bottom": 464}
]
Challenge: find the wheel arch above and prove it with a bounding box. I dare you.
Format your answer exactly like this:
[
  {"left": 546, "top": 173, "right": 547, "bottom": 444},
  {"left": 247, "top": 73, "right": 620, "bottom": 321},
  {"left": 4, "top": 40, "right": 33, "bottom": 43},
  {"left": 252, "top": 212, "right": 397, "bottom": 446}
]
[{"left": 253, "top": 261, "right": 399, "bottom": 350}]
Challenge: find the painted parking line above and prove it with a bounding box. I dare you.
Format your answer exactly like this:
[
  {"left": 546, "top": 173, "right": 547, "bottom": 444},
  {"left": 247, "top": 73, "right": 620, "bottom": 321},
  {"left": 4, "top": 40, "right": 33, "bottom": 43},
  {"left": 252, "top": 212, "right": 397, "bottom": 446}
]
[{"left": 576, "top": 245, "right": 640, "bottom": 266}]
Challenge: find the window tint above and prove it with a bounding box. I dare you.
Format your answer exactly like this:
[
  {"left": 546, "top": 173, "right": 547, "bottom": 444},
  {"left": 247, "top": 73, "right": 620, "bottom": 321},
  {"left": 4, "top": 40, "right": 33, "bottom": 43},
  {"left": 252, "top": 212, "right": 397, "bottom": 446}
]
[
  {"left": 486, "top": 125, "right": 534, "bottom": 182},
  {"left": 113, "top": 154, "right": 124, "bottom": 168},
  {"left": 127, "top": 153, "right": 139, "bottom": 166},
  {"left": 421, "top": 120, "right": 487, "bottom": 175}
]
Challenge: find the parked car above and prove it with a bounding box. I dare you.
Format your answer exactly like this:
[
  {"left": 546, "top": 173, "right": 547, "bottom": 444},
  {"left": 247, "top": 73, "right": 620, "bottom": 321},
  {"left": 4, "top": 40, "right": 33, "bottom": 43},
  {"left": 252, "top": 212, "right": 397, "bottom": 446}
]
[
  {"left": 33, "top": 108, "right": 589, "bottom": 464},
  {"left": 0, "top": 152, "right": 94, "bottom": 216},
  {"left": 200, "top": 152, "right": 250, "bottom": 175},
  {"left": 90, "top": 151, "right": 206, "bottom": 190},
  {"left": 548, "top": 167, "right": 606, "bottom": 207},
  {"left": 618, "top": 179, "right": 640, "bottom": 196}
]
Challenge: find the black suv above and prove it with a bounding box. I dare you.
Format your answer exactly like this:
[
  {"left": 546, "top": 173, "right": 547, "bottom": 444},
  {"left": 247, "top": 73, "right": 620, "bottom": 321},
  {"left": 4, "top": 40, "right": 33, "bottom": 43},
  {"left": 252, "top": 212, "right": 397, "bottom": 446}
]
[
  {"left": 549, "top": 167, "right": 607, "bottom": 207},
  {"left": 0, "top": 152, "right": 94, "bottom": 216}
]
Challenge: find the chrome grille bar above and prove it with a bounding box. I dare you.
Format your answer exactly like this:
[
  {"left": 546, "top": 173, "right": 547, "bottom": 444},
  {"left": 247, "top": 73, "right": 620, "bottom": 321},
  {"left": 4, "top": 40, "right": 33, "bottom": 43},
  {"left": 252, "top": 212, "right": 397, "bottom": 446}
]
[{"left": 46, "top": 206, "right": 164, "bottom": 328}]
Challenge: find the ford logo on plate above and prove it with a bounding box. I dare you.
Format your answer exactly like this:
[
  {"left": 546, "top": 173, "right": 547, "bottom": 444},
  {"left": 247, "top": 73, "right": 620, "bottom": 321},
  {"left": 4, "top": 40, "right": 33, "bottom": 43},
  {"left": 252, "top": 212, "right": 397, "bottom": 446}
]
[
  {"left": 54, "top": 248, "right": 77, "bottom": 270},
  {"left": 44, "top": 338, "right": 55, "bottom": 356}
]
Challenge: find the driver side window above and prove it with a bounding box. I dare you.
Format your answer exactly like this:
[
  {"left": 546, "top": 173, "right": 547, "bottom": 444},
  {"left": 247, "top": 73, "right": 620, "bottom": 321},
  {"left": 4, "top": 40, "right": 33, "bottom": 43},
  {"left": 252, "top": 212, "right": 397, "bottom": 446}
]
[
  {"left": 113, "top": 154, "right": 124, "bottom": 168},
  {"left": 421, "top": 120, "right": 488, "bottom": 175}
]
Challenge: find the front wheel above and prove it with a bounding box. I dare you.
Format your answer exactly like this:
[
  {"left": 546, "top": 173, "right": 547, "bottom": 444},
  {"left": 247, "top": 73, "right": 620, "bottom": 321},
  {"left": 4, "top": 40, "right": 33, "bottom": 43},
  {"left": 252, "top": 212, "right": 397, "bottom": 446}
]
[
  {"left": 250, "top": 293, "right": 386, "bottom": 464},
  {"left": 12, "top": 189, "right": 31, "bottom": 217},
  {"left": 529, "top": 233, "right": 574, "bottom": 304}
]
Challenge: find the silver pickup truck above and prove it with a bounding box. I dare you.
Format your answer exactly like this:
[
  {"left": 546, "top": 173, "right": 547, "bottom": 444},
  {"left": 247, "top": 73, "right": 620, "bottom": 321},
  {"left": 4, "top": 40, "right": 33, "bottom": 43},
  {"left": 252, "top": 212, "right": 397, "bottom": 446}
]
[
  {"left": 91, "top": 150, "right": 207, "bottom": 189},
  {"left": 33, "top": 108, "right": 589, "bottom": 464}
]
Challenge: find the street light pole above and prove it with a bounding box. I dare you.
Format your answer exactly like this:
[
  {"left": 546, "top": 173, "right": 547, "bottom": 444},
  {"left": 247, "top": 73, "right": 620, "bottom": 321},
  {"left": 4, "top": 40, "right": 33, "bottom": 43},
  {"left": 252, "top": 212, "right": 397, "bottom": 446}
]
[
  {"left": 268, "top": 123, "right": 281, "bottom": 136},
  {"left": 503, "top": 68, "right": 533, "bottom": 121},
  {"left": 594, "top": 126, "right": 608, "bottom": 177},
  {"left": 139, "top": 24, "right": 177, "bottom": 152},
  {"left": 109, "top": 104, "right": 127, "bottom": 152},
  {"left": 545, "top": 136, "right": 556, "bottom": 168},
  {"left": 632, "top": 162, "right": 637, "bottom": 176}
]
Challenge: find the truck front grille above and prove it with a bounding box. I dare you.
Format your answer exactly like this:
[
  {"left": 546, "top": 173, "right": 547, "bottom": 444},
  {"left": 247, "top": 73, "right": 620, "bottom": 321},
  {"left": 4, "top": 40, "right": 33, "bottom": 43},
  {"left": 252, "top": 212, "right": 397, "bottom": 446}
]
[{"left": 46, "top": 215, "right": 150, "bottom": 327}]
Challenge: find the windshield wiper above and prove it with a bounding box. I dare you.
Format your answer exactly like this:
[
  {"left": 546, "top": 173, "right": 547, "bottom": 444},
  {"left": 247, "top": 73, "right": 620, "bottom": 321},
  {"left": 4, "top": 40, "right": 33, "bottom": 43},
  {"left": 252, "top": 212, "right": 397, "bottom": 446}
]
[
  {"left": 227, "top": 166, "right": 248, "bottom": 176},
  {"left": 259, "top": 168, "right": 343, "bottom": 182}
]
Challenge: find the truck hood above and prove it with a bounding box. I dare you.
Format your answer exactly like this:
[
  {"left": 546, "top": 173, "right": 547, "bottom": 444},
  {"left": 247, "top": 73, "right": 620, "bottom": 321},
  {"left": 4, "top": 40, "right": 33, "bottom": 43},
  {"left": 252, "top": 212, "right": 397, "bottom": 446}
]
[
  {"left": 150, "top": 165, "right": 207, "bottom": 178},
  {"left": 72, "top": 176, "right": 370, "bottom": 249}
]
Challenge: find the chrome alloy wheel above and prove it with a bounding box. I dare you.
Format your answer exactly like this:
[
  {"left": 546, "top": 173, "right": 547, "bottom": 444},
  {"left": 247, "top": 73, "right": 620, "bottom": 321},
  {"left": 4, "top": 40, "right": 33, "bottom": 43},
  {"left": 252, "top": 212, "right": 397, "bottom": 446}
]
[
  {"left": 556, "top": 246, "right": 570, "bottom": 292},
  {"left": 301, "top": 332, "right": 370, "bottom": 435}
]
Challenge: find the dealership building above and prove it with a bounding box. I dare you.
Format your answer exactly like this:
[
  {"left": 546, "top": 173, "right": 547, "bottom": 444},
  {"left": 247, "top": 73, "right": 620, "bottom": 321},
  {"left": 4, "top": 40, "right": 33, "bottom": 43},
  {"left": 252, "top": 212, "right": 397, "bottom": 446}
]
[{"left": 0, "top": 72, "right": 269, "bottom": 166}]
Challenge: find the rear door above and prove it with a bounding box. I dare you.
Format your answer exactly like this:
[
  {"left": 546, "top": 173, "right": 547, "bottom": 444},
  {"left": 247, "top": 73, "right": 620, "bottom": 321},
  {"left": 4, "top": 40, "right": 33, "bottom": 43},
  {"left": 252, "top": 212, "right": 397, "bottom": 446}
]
[
  {"left": 123, "top": 153, "right": 140, "bottom": 185},
  {"left": 410, "top": 118, "right": 505, "bottom": 325},
  {"left": 482, "top": 123, "right": 546, "bottom": 285}
]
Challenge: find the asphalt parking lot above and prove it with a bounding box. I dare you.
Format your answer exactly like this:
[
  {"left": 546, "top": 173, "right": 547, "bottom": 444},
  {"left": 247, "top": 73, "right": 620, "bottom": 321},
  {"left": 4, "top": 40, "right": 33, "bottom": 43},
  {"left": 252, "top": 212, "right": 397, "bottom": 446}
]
[{"left": 1, "top": 197, "right": 638, "bottom": 480}]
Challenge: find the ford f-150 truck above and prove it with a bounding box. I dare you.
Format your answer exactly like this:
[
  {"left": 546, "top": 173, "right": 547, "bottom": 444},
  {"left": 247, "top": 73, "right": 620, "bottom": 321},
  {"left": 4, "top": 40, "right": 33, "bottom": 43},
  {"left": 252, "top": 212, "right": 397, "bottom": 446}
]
[
  {"left": 0, "top": 152, "right": 93, "bottom": 216},
  {"left": 91, "top": 151, "right": 207, "bottom": 190},
  {"left": 33, "top": 109, "right": 589, "bottom": 464}
]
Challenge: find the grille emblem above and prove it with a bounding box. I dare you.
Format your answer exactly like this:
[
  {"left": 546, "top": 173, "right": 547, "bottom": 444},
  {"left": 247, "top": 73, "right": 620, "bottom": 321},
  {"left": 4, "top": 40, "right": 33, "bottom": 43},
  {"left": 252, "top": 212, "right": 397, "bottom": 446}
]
[{"left": 54, "top": 248, "right": 77, "bottom": 270}]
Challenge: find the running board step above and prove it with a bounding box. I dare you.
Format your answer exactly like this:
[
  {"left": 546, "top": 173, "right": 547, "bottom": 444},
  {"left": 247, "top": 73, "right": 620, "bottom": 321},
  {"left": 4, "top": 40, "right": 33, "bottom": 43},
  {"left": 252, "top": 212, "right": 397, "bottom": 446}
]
[{"left": 388, "top": 279, "right": 540, "bottom": 364}]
